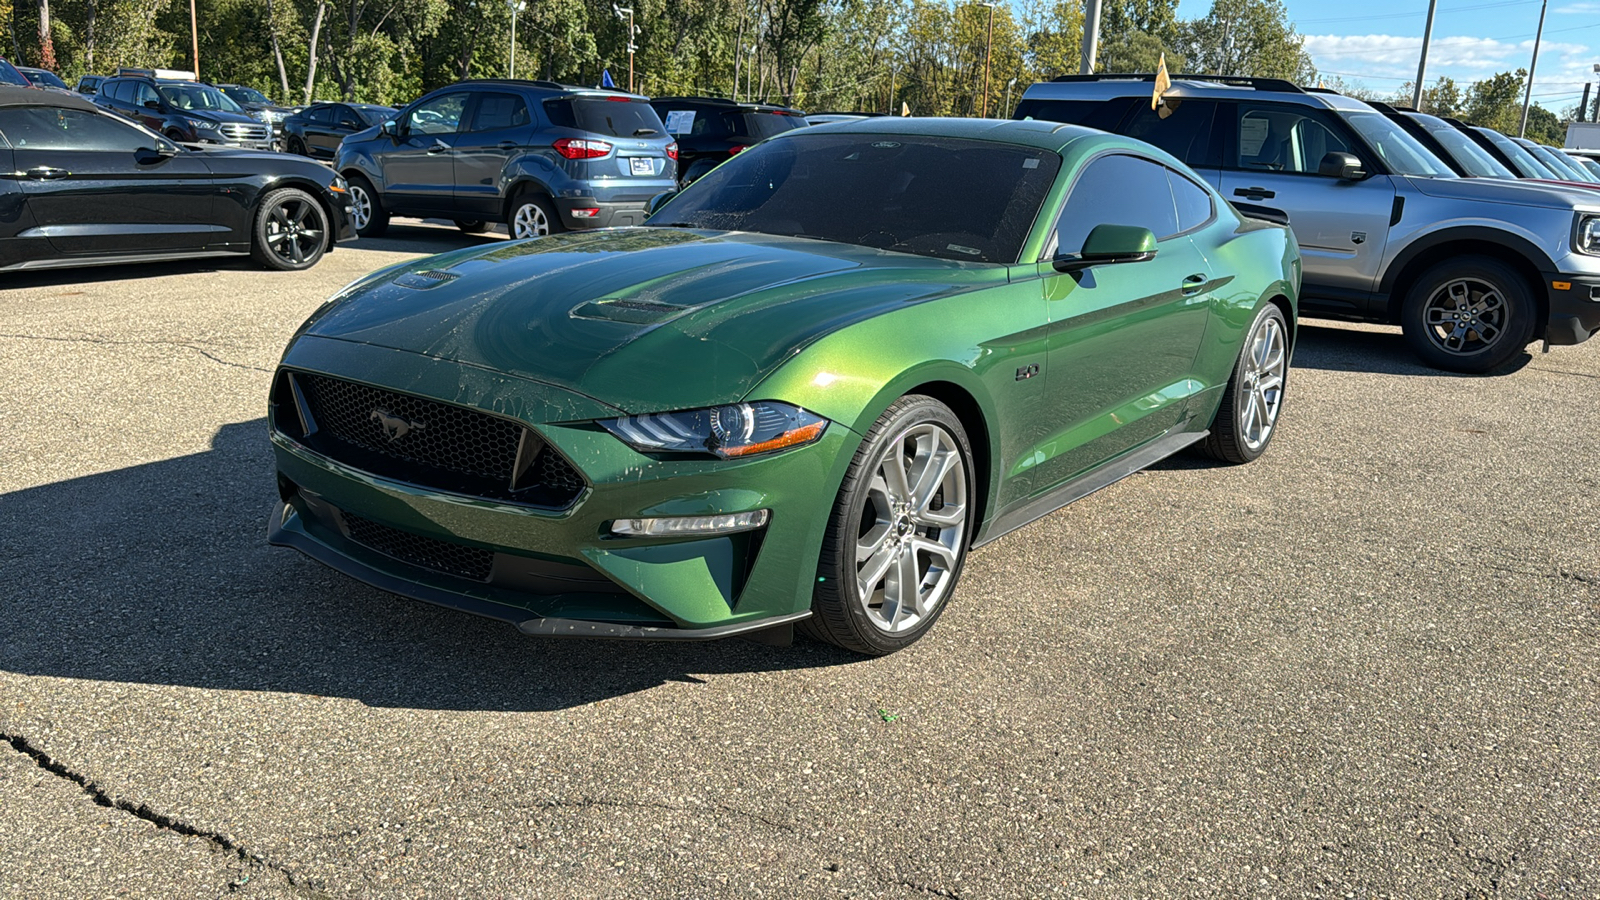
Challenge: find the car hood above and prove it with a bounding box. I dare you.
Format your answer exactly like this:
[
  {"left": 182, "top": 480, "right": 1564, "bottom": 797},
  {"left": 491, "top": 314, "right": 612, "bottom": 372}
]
[
  {"left": 297, "top": 228, "right": 1005, "bottom": 414},
  {"left": 186, "top": 109, "right": 262, "bottom": 126},
  {"left": 1403, "top": 174, "right": 1600, "bottom": 210}
]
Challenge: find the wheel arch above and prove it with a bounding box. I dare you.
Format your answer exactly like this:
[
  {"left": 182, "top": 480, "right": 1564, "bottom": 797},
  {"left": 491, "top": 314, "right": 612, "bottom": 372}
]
[
  {"left": 501, "top": 172, "right": 558, "bottom": 221},
  {"left": 902, "top": 379, "right": 993, "bottom": 538},
  {"left": 1379, "top": 229, "right": 1554, "bottom": 328}
]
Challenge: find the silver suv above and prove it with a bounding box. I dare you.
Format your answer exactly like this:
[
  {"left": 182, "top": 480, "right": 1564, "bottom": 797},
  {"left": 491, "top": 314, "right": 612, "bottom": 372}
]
[{"left": 1016, "top": 75, "right": 1600, "bottom": 372}]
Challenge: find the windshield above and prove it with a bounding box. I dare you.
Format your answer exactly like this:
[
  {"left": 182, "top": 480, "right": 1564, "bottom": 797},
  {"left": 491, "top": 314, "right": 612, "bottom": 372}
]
[
  {"left": 545, "top": 97, "right": 665, "bottom": 137},
  {"left": 224, "top": 86, "right": 271, "bottom": 105},
  {"left": 0, "top": 61, "right": 27, "bottom": 87},
  {"left": 158, "top": 84, "right": 245, "bottom": 114},
  {"left": 1477, "top": 128, "right": 1556, "bottom": 178},
  {"left": 1341, "top": 111, "right": 1454, "bottom": 177},
  {"left": 24, "top": 70, "right": 67, "bottom": 89},
  {"left": 1529, "top": 144, "right": 1597, "bottom": 182},
  {"left": 653, "top": 133, "right": 1062, "bottom": 264},
  {"left": 355, "top": 105, "right": 395, "bottom": 126},
  {"left": 1412, "top": 115, "right": 1514, "bottom": 178},
  {"left": 1578, "top": 157, "right": 1600, "bottom": 178}
]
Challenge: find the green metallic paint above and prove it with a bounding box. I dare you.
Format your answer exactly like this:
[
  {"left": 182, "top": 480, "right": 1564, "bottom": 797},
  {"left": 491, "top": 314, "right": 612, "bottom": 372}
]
[{"left": 269, "top": 120, "right": 1300, "bottom": 636}]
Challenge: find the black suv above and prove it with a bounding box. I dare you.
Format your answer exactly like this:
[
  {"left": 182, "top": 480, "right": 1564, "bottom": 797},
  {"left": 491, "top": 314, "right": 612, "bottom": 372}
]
[
  {"left": 216, "top": 83, "right": 301, "bottom": 147},
  {"left": 283, "top": 101, "right": 395, "bottom": 159},
  {"left": 648, "top": 97, "right": 807, "bottom": 185},
  {"left": 337, "top": 80, "right": 677, "bottom": 239},
  {"left": 94, "top": 70, "right": 272, "bottom": 149}
]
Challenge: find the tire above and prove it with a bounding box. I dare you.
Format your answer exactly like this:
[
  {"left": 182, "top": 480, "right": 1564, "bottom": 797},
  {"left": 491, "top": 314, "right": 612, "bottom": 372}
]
[
  {"left": 800, "top": 396, "right": 976, "bottom": 655},
  {"left": 1198, "top": 303, "right": 1289, "bottom": 465},
  {"left": 507, "top": 192, "right": 564, "bottom": 239},
  {"left": 287, "top": 136, "right": 308, "bottom": 156},
  {"left": 346, "top": 174, "right": 389, "bottom": 238},
  {"left": 681, "top": 159, "right": 718, "bottom": 187},
  {"left": 454, "top": 219, "right": 492, "bottom": 234},
  {"left": 1400, "top": 257, "right": 1536, "bottom": 373},
  {"left": 250, "top": 187, "right": 329, "bottom": 271}
]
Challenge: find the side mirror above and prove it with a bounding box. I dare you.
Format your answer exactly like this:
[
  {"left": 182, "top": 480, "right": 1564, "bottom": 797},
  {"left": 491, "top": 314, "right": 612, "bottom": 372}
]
[
  {"left": 1052, "top": 224, "right": 1158, "bottom": 273},
  {"left": 646, "top": 190, "right": 679, "bottom": 219},
  {"left": 135, "top": 144, "right": 177, "bottom": 164},
  {"left": 381, "top": 119, "right": 400, "bottom": 138},
  {"left": 1318, "top": 151, "right": 1367, "bottom": 180},
  {"left": 143, "top": 100, "right": 161, "bottom": 110}
]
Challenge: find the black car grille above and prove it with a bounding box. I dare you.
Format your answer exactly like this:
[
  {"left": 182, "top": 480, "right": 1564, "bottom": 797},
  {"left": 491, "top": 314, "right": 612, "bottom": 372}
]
[
  {"left": 277, "top": 371, "right": 587, "bottom": 508},
  {"left": 342, "top": 512, "right": 494, "bottom": 581}
]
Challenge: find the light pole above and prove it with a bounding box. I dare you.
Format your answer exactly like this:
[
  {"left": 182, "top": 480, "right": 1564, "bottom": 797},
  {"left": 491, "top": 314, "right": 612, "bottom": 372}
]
[
  {"left": 1519, "top": 0, "right": 1548, "bottom": 137},
  {"left": 1004, "top": 77, "right": 1017, "bottom": 117},
  {"left": 507, "top": 0, "right": 524, "bottom": 78},
  {"left": 980, "top": 1, "right": 996, "bottom": 117},
  {"left": 613, "top": 4, "right": 637, "bottom": 93},
  {"left": 1411, "top": 0, "right": 1439, "bottom": 110},
  {"left": 1081, "top": 0, "right": 1101, "bottom": 74}
]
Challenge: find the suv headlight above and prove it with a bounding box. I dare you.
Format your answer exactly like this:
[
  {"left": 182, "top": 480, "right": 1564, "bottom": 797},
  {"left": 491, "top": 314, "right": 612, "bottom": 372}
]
[
  {"left": 600, "top": 402, "right": 827, "bottom": 459},
  {"left": 183, "top": 116, "right": 217, "bottom": 133},
  {"left": 1578, "top": 215, "right": 1600, "bottom": 256}
]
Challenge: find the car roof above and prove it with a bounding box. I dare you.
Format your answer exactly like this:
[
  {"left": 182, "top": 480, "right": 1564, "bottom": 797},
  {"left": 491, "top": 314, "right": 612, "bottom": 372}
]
[
  {"left": 650, "top": 96, "right": 806, "bottom": 115},
  {"left": 1020, "top": 73, "right": 1378, "bottom": 112},
  {"left": 0, "top": 84, "right": 98, "bottom": 111},
  {"left": 433, "top": 79, "right": 650, "bottom": 101},
  {"left": 790, "top": 115, "right": 1136, "bottom": 155}
]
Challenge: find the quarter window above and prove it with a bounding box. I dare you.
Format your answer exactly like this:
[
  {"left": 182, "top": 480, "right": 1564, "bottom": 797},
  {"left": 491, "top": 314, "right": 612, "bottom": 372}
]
[
  {"left": 1168, "top": 170, "right": 1214, "bottom": 233},
  {"left": 407, "top": 93, "right": 466, "bottom": 135},
  {"left": 1052, "top": 154, "right": 1180, "bottom": 255}
]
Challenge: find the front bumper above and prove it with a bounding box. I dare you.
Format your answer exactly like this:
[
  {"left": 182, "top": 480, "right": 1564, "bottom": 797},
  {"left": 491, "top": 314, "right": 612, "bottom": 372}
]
[
  {"left": 266, "top": 337, "right": 855, "bottom": 639},
  {"left": 325, "top": 188, "right": 357, "bottom": 244},
  {"left": 1543, "top": 273, "right": 1600, "bottom": 345}
]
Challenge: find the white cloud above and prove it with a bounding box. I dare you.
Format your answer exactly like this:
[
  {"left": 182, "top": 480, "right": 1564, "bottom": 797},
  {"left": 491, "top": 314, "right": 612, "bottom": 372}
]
[
  {"left": 1553, "top": 1, "right": 1600, "bottom": 13},
  {"left": 1304, "top": 33, "right": 1598, "bottom": 109}
]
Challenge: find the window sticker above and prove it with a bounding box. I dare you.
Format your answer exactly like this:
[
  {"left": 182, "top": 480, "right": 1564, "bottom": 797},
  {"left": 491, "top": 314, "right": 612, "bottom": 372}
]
[
  {"left": 664, "top": 110, "right": 696, "bottom": 135},
  {"left": 1240, "top": 116, "right": 1270, "bottom": 157}
]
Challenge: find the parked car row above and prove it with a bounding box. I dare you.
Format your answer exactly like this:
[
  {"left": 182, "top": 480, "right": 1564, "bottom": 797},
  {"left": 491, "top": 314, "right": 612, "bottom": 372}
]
[{"left": 1014, "top": 74, "right": 1600, "bottom": 373}]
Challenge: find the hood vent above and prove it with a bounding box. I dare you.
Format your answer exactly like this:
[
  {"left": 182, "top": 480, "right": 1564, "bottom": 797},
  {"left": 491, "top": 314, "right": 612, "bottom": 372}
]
[
  {"left": 570, "top": 297, "right": 692, "bottom": 324},
  {"left": 394, "top": 270, "right": 461, "bottom": 289}
]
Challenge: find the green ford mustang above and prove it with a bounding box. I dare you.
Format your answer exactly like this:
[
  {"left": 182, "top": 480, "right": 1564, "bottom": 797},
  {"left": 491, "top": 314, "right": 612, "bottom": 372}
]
[{"left": 268, "top": 118, "right": 1301, "bottom": 654}]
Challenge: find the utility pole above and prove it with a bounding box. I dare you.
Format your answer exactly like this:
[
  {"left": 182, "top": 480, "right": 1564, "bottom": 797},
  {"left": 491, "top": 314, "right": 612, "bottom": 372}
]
[
  {"left": 1519, "top": 0, "right": 1548, "bottom": 137},
  {"left": 508, "top": 0, "right": 524, "bottom": 78},
  {"left": 1080, "top": 0, "right": 1101, "bottom": 74},
  {"left": 1412, "top": 0, "right": 1439, "bottom": 110},
  {"left": 981, "top": 2, "right": 995, "bottom": 117},
  {"left": 189, "top": 0, "right": 199, "bottom": 78},
  {"left": 612, "top": 5, "right": 636, "bottom": 92},
  {"left": 1004, "top": 76, "right": 1017, "bottom": 117}
]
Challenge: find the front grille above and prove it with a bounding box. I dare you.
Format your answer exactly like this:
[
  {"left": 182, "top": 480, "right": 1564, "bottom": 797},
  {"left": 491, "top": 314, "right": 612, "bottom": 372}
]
[
  {"left": 219, "top": 122, "right": 271, "bottom": 143},
  {"left": 342, "top": 512, "right": 494, "bottom": 581},
  {"left": 281, "top": 372, "right": 587, "bottom": 508}
]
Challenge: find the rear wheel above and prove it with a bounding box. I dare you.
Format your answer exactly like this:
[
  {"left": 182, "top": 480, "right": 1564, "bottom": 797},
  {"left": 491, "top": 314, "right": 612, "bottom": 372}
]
[
  {"left": 800, "top": 396, "right": 974, "bottom": 656},
  {"left": 1198, "top": 303, "right": 1288, "bottom": 464},
  {"left": 346, "top": 174, "right": 388, "bottom": 238},
  {"left": 507, "top": 192, "right": 564, "bottom": 239},
  {"left": 250, "top": 187, "right": 328, "bottom": 271},
  {"left": 454, "top": 219, "right": 492, "bottom": 234},
  {"left": 1400, "top": 257, "right": 1535, "bottom": 373}
]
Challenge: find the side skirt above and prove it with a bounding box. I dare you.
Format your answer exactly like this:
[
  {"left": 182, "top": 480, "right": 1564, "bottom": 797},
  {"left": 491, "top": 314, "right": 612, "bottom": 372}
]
[{"left": 970, "top": 428, "right": 1208, "bottom": 550}]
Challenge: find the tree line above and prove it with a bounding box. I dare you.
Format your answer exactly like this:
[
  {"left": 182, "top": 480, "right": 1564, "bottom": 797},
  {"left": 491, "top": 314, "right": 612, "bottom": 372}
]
[{"left": 1, "top": 0, "right": 1577, "bottom": 143}]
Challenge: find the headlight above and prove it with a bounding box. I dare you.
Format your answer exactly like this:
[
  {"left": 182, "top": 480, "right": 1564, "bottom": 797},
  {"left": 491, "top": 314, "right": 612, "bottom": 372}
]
[
  {"left": 329, "top": 174, "right": 349, "bottom": 194},
  {"left": 183, "top": 116, "right": 217, "bottom": 132},
  {"left": 600, "top": 401, "right": 827, "bottom": 459},
  {"left": 1578, "top": 215, "right": 1600, "bottom": 255}
]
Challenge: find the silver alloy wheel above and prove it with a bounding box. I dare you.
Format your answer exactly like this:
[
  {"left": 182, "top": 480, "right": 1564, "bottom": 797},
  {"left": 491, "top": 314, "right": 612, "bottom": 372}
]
[
  {"left": 853, "top": 422, "right": 969, "bottom": 634},
  {"left": 512, "top": 201, "right": 550, "bottom": 239},
  {"left": 1422, "top": 277, "right": 1507, "bottom": 355},
  {"left": 1238, "top": 312, "right": 1287, "bottom": 452},
  {"left": 262, "top": 196, "right": 323, "bottom": 266},
  {"left": 349, "top": 184, "right": 372, "bottom": 232}
]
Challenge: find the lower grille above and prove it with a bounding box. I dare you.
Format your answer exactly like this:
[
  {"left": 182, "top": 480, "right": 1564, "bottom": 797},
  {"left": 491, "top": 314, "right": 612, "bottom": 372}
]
[{"left": 342, "top": 512, "right": 494, "bottom": 582}]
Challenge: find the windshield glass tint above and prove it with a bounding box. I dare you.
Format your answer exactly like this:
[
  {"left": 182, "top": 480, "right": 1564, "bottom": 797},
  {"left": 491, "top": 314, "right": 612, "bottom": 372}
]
[
  {"left": 27, "top": 70, "right": 67, "bottom": 89},
  {"left": 551, "top": 98, "right": 666, "bottom": 137},
  {"left": 1341, "top": 111, "right": 1454, "bottom": 177},
  {"left": 1479, "top": 129, "right": 1555, "bottom": 178},
  {"left": 226, "top": 86, "right": 270, "bottom": 104},
  {"left": 736, "top": 111, "right": 804, "bottom": 140},
  {"left": 159, "top": 84, "right": 245, "bottom": 113},
  {"left": 1533, "top": 145, "right": 1596, "bottom": 181},
  {"left": 0, "top": 63, "right": 27, "bottom": 86},
  {"left": 355, "top": 105, "right": 394, "bottom": 126},
  {"left": 1414, "top": 116, "right": 1513, "bottom": 178},
  {"left": 654, "top": 133, "right": 1061, "bottom": 264}
]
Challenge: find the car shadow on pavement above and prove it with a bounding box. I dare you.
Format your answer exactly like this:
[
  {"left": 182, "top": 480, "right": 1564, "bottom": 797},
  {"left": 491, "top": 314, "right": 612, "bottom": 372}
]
[
  {"left": 1289, "top": 322, "right": 1532, "bottom": 376},
  {"left": 0, "top": 421, "right": 861, "bottom": 712},
  {"left": 349, "top": 220, "right": 506, "bottom": 255}
]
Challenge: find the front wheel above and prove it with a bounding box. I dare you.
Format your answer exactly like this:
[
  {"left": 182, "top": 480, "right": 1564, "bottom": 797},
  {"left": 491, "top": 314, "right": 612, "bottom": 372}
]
[
  {"left": 1400, "top": 257, "right": 1535, "bottom": 373},
  {"left": 1198, "top": 302, "right": 1289, "bottom": 464},
  {"left": 250, "top": 187, "right": 329, "bottom": 271},
  {"left": 800, "top": 396, "right": 975, "bottom": 655}
]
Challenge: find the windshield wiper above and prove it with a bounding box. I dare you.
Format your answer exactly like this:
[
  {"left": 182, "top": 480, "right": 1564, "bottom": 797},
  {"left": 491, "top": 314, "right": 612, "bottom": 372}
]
[{"left": 633, "top": 128, "right": 659, "bottom": 136}]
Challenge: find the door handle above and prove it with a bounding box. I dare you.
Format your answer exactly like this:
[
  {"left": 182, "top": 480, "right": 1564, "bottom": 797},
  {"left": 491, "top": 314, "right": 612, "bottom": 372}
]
[
  {"left": 496, "top": 141, "right": 518, "bottom": 150},
  {"left": 426, "top": 139, "right": 450, "bottom": 154},
  {"left": 1234, "top": 186, "right": 1275, "bottom": 200},
  {"left": 1182, "top": 273, "right": 1208, "bottom": 296},
  {"left": 25, "top": 166, "right": 68, "bottom": 180}
]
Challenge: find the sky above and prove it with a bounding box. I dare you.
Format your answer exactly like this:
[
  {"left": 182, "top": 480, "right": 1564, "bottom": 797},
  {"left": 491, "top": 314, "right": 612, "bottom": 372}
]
[{"left": 1173, "top": 0, "right": 1600, "bottom": 112}]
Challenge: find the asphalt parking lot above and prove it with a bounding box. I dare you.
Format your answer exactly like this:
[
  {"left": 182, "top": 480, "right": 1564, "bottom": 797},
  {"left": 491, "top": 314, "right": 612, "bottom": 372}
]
[{"left": 2, "top": 224, "right": 1597, "bottom": 899}]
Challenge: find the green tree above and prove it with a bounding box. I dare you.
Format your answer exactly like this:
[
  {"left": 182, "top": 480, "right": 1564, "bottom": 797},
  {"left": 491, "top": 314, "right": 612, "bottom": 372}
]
[
  {"left": 1097, "top": 30, "right": 1183, "bottom": 75},
  {"left": 1391, "top": 76, "right": 1462, "bottom": 117},
  {"left": 1178, "top": 0, "right": 1313, "bottom": 83}
]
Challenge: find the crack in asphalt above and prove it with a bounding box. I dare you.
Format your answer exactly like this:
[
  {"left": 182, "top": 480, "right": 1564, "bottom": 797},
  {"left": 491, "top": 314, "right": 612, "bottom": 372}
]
[
  {"left": 1486, "top": 563, "right": 1599, "bottom": 587},
  {"left": 0, "top": 332, "right": 272, "bottom": 373},
  {"left": 1, "top": 732, "right": 305, "bottom": 895},
  {"left": 1527, "top": 365, "right": 1600, "bottom": 380}
]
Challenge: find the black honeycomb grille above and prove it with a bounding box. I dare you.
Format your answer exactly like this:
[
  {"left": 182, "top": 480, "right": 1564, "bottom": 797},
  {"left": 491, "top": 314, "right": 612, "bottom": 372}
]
[
  {"left": 285, "top": 372, "right": 587, "bottom": 508},
  {"left": 299, "top": 374, "right": 522, "bottom": 480},
  {"left": 343, "top": 512, "right": 494, "bottom": 582}
]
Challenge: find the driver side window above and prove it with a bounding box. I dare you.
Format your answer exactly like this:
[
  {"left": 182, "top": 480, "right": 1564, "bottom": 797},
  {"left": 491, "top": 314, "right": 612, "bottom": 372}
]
[
  {"left": 0, "top": 107, "right": 150, "bottom": 152},
  {"left": 1235, "top": 106, "right": 1353, "bottom": 174},
  {"left": 133, "top": 82, "right": 160, "bottom": 109},
  {"left": 1050, "top": 154, "right": 1179, "bottom": 256},
  {"left": 407, "top": 93, "right": 465, "bottom": 136}
]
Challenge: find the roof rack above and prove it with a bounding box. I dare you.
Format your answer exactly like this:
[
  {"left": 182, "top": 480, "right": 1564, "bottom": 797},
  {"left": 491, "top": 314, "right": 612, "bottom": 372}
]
[{"left": 1047, "top": 73, "right": 1305, "bottom": 94}]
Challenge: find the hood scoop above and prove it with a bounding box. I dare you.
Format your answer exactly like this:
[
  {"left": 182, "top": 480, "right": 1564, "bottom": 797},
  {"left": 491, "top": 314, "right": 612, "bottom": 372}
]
[
  {"left": 394, "top": 270, "right": 461, "bottom": 289},
  {"left": 570, "top": 296, "right": 695, "bottom": 325}
]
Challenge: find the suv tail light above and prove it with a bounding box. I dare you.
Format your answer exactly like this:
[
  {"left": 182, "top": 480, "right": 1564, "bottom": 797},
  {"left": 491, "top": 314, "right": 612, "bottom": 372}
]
[
  {"left": 553, "top": 138, "right": 613, "bottom": 159},
  {"left": 728, "top": 145, "right": 749, "bottom": 156},
  {"left": 666, "top": 142, "right": 678, "bottom": 161}
]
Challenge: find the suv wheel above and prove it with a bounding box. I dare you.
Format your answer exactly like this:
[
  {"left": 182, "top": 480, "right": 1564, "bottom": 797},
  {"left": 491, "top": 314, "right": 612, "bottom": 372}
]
[
  {"left": 1401, "top": 257, "right": 1535, "bottom": 373},
  {"left": 508, "top": 192, "right": 563, "bottom": 239},
  {"left": 250, "top": 187, "right": 328, "bottom": 271},
  {"left": 346, "top": 174, "right": 389, "bottom": 238}
]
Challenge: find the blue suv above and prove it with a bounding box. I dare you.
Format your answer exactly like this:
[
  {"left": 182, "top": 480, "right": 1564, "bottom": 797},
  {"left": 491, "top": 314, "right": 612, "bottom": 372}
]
[{"left": 336, "top": 80, "right": 678, "bottom": 239}]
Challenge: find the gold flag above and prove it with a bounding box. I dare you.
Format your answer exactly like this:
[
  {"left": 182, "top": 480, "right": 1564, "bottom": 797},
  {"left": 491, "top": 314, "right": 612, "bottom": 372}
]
[
  {"left": 1152, "top": 53, "right": 1173, "bottom": 118},
  {"left": 900, "top": 101, "right": 911, "bottom": 117}
]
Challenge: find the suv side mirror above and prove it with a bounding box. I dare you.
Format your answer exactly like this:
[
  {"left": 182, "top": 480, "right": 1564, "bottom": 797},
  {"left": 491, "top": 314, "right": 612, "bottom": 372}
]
[
  {"left": 381, "top": 118, "right": 401, "bottom": 137},
  {"left": 1318, "top": 151, "right": 1367, "bottom": 180},
  {"left": 143, "top": 99, "right": 161, "bottom": 110},
  {"left": 646, "top": 190, "right": 679, "bottom": 219},
  {"left": 1052, "top": 224, "right": 1158, "bottom": 273}
]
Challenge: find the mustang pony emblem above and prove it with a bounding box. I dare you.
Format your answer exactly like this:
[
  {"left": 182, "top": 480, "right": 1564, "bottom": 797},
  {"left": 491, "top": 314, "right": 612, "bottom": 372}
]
[{"left": 370, "top": 409, "right": 424, "bottom": 441}]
